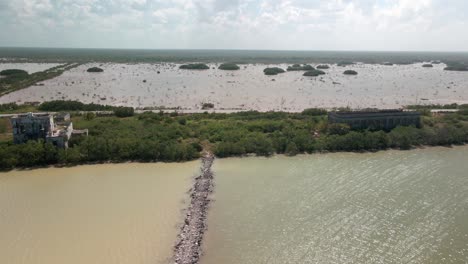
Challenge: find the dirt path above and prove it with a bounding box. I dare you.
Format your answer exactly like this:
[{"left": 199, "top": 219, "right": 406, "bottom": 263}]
[{"left": 173, "top": 152, "right": 215, "bottom": 264}]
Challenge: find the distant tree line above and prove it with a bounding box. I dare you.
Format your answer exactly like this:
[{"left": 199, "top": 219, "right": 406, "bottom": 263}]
[{"left": 38, "top": 100, "right": 134, "bottom": 117}]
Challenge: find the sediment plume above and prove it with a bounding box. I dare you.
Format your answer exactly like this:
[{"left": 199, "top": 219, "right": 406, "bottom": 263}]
[{"left": 173, "top": 152, "right": 215, "bottom": 264}]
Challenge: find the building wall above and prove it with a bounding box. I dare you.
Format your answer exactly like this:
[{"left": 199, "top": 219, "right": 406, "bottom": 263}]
[
  {"left": 10, "top": 113, "right": 76, "bottom": 148},
  {"left": 11, "top": 114, "right": 54, "bottom": 143}
]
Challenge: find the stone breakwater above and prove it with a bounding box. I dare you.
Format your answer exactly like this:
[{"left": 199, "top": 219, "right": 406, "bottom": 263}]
[{"left": 173, "top": 153, "right": 215, "bottom": 264}]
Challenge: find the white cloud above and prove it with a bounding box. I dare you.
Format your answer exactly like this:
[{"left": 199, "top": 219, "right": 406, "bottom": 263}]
[{"left": 0, "top": 0, "right": 467, "bottom": 50}]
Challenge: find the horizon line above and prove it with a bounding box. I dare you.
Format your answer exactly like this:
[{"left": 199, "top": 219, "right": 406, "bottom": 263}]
[{"left": 1, "top": 46, "right": 468, "bottom": 53}]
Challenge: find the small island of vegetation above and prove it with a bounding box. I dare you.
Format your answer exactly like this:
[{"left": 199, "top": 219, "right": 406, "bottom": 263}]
[
  {"left": 0, "top": 69, "right": 30, "bottom": 87},
  {"left": 316, "top": 65, "right": 330, "bottom": 69},
  {"left": 343, "top": 70, "right": 358, "bottom": 75},
  {"left": 444, "top": 63, "right": 468, "bottom": 71},
  {"left": 218, "top": 63, "right": 240, "bottom": 70},
  {"left": 287, "top": 64, "right": 314, "bottom": 71},
  {"left": 87, "top": 67, "right": 104, "bottom": 73},
  {"left": 201, "top": 103, "right": 214, "bottom": 109},
  {"left": 179, "top": 64, "right": 210, "bottom": 70},
  {"left": 337, "top": 61, "right": 355, "bottom": 67},
  {"left": 303, "top": 70, "right": 326, "bottom": 77},
  {"left": 0, "top": 64, "right": 79, "bottom": 96},
  {"left": 264, "top": 67, "right": 285, "bottom": 75},
  {"left": 0, "top": 69, "right": 29, "bottom": 76}
]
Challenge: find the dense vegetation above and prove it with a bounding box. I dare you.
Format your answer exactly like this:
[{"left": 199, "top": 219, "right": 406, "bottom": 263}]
[
  {"left": 406, "top": 103, "right": 468, "bottom": 110},
  {"left": 37, "top": 100, "right": 134, "bottom": 117},
  {"left": 303, "top": 70, "right": 325, "bottom": 77},
  {"left": 179, "top": 63, "right": 210, "bottom": 70},
  {"left": 38, "top": 100, "right": 114, "bottom": 111},
  {"left": 0, "top": 69, "right": 29, "bottom": 76},
  {"left": 343, "top": 70, "right": 358, "bottom": 75},
  {"left": 263, "top": 67, "right": 285, "bottom": 75},
  {"left": 337, "top": 61, "right": 355, "bottom": 66},
  {"left": 1, "top": 106, "right": 467, "bottom": 170},
  {"left": 86, "top": 67, "right": 104, "bottom": 72},
  {"left": 0, "top": 69, "right": 30, "bottom": 87},
  {"left": 201, "top": 103, "right": 215, "bottom": 109},
  {"left": 0, "top": 103, "right": 21, "bottom": 112},
  {"left": 0, "top": 63, "right": 79, "bottom": 96},
  {"left": 444, "top": 64, "right": 468, "bottom": 71},
  {"left": 287, "top": 64, "right": 314, "bottom": 71},
  {"left": 218, "top": 63, "right": 240, "bottom": 70}
]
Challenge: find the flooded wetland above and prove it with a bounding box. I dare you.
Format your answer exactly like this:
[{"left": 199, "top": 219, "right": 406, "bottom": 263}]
[{"left": 1, "top": 61, "right": 468, "bottom": 111}]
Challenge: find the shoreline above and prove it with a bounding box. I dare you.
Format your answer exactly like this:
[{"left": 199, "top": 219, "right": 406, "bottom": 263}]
[
  {"left": 0, "top": 144, "right": 466, "bottom": 173},
  {"left": 173, "top": 152, "right": 215, "bottom": 264}
]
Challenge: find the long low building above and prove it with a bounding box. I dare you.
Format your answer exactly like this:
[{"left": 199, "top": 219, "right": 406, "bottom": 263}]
[{"left": 328, "top": 110, "right": 421, "bottom": 130}]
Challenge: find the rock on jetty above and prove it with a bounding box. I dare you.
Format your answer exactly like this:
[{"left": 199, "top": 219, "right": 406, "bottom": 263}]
[{"left": 173, "top": 152, "right": 215, "bottom": 264}]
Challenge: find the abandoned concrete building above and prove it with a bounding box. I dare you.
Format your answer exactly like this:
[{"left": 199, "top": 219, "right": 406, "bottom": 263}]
[
  {"left": 328, "top": 110, "right": 421, "bottom": 130},
  {"left": 10, "top": 112, "right": 87, "bottom": 148}
]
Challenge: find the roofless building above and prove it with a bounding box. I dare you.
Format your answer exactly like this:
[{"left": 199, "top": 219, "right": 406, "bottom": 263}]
[{"left": 328, "top": 110, "right": 421, "bottom": 130}]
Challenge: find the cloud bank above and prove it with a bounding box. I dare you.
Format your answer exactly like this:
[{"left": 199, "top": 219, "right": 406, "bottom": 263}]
[{"left": 1, "top": 0, "right": 467, "bottom": 51}]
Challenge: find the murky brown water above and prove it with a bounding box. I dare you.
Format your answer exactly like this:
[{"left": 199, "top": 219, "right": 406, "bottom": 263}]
[
  {"left": 0, "top": 162, "right": 199, "bottom": 264},
  {"left": 202, "top": 147, "right": 468, "bottom": 264},
  {"left": 1, "top": 148, "right": 467, "bottom": 264},
  {"left": 1, "top": 62, "right": 467, "bottom": 110}
]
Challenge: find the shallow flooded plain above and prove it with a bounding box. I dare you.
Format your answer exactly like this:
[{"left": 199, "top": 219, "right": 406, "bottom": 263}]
[
  {"left": 202, "top": 147, "right": 468, "bottom": 264},
  {"left": 0, "top": 62, "right": 467, "bottom": 110},
  {"left": 0, "top": 162, "right": 199, "bottom": 264}
]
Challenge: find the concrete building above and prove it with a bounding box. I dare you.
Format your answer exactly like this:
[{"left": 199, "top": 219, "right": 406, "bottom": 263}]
[
  {"left": 10, "top": 112, "right": 77, "bottom": 148},
  {"left": 328, "top": 110, "right": 421, "bottom": 130}
]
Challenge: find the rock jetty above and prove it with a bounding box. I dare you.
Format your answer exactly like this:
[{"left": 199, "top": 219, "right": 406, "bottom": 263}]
[{"left": 173, "top": 152, "right": 215, "bottom": 264}]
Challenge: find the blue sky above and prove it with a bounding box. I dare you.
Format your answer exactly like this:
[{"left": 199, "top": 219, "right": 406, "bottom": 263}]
[{"left": 1, "top": 0, "right": 467, "bottom": 51}]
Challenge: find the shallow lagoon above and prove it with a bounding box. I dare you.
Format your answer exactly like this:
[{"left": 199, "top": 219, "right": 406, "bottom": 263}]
[{"left": 0, "top": 62, "right": 467, "bottom": 110}]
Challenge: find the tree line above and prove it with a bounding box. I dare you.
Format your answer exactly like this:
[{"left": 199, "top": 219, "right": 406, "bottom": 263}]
[{"left": 0, "top": 107, "right": 467, "bottom": 170}]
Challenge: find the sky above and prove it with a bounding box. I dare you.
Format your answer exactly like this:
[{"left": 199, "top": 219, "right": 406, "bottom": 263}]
[{"left": 1, "top": 0, "right": 467, "bottom": 51}]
